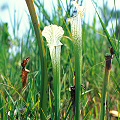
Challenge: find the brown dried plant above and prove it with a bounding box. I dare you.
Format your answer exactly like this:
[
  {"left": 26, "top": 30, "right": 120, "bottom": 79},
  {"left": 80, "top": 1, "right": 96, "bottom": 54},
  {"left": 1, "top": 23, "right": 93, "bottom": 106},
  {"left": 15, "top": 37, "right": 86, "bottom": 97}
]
[{"left": 21, "top": 57, "right": 30, "bottom": 88}]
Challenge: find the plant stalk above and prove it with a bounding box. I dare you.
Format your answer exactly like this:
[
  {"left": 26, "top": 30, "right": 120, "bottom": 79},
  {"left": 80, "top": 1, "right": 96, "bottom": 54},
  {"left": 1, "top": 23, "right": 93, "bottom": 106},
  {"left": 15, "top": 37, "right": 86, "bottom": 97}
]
[
  {"left": 68, "top": 8, "right": 83, "bottom": 119},
  {"left": 100, "top": 68, "right": 110, "bottom": 120},
  {"left": 100, "top": 55, "right": 112, "bottom": 120},
  {"left": 74, "top": 39, "right": 82, "bottom": 120},
  {"left": 53, "top": 47, "right": 61, "bottom": 120},
  {"left": 67, "top": 3, "right": 84, "bottom": 119},
  {"left": 25, "top": 1, "right": 48, "bottom": 119},
  {"left": 42, "top": 25, "right": 64, "bottom": 120}
]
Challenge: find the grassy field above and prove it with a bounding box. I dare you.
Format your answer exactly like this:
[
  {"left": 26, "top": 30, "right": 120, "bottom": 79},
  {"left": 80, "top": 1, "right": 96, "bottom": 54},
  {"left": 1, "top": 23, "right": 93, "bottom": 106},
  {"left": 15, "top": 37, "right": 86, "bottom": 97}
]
[{"left": 0, "top": 0, "right": 120, "bottom": 120}]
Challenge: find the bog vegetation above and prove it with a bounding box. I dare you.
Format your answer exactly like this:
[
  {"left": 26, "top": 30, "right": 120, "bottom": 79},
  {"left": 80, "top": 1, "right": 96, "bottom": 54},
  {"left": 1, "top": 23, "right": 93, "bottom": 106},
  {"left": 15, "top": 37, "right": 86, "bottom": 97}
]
[{"left": 0, "top": 0, "right": 120, "bottom": 120}]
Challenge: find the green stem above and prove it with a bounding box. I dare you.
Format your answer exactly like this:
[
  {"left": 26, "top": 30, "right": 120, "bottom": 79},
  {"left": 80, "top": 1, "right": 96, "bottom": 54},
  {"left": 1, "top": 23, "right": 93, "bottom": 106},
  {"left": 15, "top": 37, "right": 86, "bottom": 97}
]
[
  {"left": 74, "top": 43, "right": 82, "bottom": 120},
  {"left": 100, "top": 68, "right": 110, "bottom": 120},
  {"left": 25, "top": 1, "right": 48, "bottom": 119},
  {"left": 53, "top": 49, "right": 61, "bottom": 120}
]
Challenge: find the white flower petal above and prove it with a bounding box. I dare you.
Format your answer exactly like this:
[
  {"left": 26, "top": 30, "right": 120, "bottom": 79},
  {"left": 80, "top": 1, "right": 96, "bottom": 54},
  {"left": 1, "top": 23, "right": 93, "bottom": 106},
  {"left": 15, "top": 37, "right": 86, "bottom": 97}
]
[
  {"left": 42, "top": 24, "right": 64, "bottom": 46},
  {"left": 42, "top": 24, "right": 64, "bottom": 67}
]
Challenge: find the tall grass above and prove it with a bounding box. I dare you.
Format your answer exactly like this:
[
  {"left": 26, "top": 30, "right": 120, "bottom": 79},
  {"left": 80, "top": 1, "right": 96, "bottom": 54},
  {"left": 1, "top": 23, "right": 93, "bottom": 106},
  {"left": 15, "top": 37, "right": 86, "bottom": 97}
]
[
  {"left": 25, "top": 0, "right": 48, "bottom": 119},
  {"left": 0, "top": 0, "right": 120, "bottom": 119}
]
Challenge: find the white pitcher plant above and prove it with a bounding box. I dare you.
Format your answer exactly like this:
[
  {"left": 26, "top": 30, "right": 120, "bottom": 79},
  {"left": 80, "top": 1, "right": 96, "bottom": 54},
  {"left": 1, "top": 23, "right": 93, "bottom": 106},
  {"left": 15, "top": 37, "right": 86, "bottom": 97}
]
[
  {"left": 42, "top": 24, "right": 64, "bottom": 120},
  {"left": 68, "top": 1, "right": 84, "bottom": 119}
]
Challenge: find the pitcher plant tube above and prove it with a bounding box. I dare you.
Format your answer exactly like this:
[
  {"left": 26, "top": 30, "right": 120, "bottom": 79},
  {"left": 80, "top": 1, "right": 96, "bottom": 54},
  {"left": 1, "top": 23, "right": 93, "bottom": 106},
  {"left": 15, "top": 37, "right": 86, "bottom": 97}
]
[
  {"left": 68, "top": 1, "right": 84, "bottom": 119},
  {"left": 42, "top": 24, "right": 64, "bottom": 120}
]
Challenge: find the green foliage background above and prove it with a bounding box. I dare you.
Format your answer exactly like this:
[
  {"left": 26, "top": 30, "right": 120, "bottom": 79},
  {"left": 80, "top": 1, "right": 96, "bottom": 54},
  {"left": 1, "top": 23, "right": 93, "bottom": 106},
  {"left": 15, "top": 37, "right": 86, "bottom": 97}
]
[{"left": 0, "top": 0, "right": 120, "bottom": 119}]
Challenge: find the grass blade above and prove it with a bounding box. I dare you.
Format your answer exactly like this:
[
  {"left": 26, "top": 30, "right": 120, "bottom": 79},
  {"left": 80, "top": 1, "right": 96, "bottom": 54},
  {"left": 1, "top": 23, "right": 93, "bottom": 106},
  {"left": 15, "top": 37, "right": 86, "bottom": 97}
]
[
  {"left": 92, "top": 1, "right": 120, "bottom": 65},
  {"left": 25, "top": 1, "right": 48, "bottom": 119}
]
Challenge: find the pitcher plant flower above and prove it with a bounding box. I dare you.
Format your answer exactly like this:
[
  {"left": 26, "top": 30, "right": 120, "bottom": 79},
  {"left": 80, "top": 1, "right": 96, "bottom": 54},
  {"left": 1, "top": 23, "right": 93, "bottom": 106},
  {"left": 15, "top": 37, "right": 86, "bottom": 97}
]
[
  {"left": 42, "top": 24, "right": 64, "bottom": 66},
  {"left": 42, "top": 24, "right": 64, "bottom": 120},
  {"left": 68, "top": 1, "right": 84, "bottom": 49},
  {"left": 68, "top": 1, "right": 84, "bottom": 119}
]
